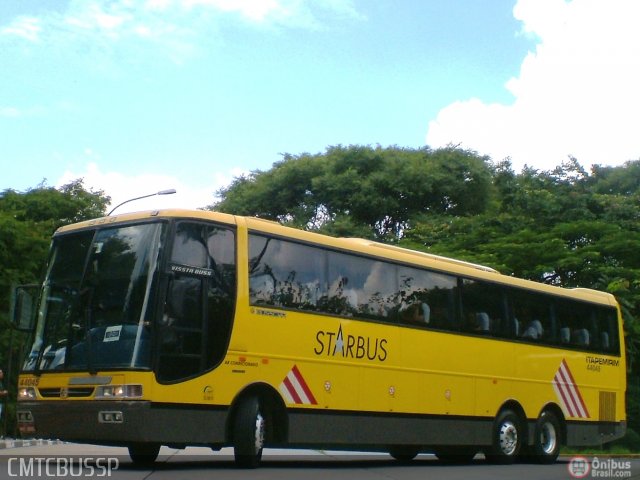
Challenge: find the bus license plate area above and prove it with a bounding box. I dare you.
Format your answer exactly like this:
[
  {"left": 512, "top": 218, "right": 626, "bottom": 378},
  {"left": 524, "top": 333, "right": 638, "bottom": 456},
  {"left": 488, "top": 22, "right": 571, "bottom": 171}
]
[
  {"left": 17, "top": 410, "right": 35, "bottom": 434},
  {"left": 98, "top": 411, "right": 124, "bottom": 424}
]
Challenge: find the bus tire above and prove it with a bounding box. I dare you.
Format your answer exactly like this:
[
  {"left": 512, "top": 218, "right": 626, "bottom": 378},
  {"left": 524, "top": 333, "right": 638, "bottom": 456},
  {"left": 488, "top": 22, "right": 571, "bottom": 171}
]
[
  {"left": 128, "top": 443, "right": 160, "bottom": 464},
  {"left": 233, "top": 396, "right": 265, "bottom": 469},
  {"left": 389, "top": 446, "right": 419, "bottom": 462},
  {"left": 531, "top": 410, "right": 561, "bottom": 464},
  {"left": 434, "top": 446, "right": 478, "bottom": 464},
  {"left": 485, "top": 409, "right": 522, "bottom": 464}
]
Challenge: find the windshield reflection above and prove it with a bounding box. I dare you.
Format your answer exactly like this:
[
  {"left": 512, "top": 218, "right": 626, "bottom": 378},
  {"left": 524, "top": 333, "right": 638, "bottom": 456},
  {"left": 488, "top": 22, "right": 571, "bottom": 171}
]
[{"left": 23, "top": 222, "right": 165, "bottom": 372}]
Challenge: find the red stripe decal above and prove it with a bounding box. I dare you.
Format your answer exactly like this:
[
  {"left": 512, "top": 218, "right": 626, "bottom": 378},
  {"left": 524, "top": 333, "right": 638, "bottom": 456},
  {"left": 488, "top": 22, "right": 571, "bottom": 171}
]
[
  {"left": 283, "top": 375, "right": 303, "bottom": 404},
  {"left": 552, "top": 359, "right": 589, "bottom": 419},
  {"left": 291, "top": 365, "right": 318, "bottom": 405}
]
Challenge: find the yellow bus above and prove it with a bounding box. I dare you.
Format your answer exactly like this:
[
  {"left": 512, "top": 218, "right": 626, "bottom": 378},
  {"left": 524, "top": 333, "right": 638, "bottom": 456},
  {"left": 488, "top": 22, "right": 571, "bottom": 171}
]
[{"left": 10, "top": 209, "right": 626, "bottom": 467}]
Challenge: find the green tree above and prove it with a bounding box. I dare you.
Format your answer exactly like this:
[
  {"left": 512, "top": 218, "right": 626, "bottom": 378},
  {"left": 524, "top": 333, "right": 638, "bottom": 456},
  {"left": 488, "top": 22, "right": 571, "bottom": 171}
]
[
  {"left": 0, "top": 179, "right": 109, "bottom": 436},
  {"left": 211, "top": 145, "right": 493, "bottom": 240},
  {"left": 0, "top": 179, "right": 109, "bottom": 302}
]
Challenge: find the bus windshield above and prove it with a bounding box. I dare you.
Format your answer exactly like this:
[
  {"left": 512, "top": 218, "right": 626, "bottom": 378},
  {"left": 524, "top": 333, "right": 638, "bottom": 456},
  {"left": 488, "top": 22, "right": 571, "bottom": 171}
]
[{"left": 23, "top": 222, "right": 165, "bottom": 372}]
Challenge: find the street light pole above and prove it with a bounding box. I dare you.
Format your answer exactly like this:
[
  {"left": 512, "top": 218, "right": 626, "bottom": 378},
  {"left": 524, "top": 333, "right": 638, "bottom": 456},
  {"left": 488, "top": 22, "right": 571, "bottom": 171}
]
[{"left": 107, "top": 189, "right": 177, "bottom": 216}]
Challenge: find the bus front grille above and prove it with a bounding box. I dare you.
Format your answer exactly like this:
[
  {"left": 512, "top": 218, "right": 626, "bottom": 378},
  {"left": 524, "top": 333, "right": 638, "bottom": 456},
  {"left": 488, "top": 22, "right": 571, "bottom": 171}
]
[{"left": 39, "top": 387, "right": 95, "bottom": 398}]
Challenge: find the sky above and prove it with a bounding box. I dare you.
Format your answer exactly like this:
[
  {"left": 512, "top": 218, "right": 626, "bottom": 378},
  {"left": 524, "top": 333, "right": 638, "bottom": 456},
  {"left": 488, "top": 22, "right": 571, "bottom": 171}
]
[{"left": 1, "top": 0, "right": 639, "bottom": 213}]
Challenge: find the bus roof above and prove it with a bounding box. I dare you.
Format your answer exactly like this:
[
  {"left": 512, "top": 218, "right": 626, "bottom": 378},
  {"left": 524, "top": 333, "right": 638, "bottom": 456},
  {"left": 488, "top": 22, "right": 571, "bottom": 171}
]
[{"left": 342, "top": 238, "right": 499, "bottom": 274}]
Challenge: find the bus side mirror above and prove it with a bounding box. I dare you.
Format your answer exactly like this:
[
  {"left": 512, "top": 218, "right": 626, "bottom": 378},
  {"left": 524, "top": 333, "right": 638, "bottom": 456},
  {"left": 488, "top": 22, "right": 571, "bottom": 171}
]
[{"left": 10, "top": 284, "right": 39, "bottom": 332}]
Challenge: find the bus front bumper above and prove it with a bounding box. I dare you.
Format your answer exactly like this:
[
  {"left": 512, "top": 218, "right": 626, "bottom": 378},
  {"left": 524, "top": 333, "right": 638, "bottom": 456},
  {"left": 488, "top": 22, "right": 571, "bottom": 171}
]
[{"left": 17, "top": 401, "right": 228, "bottom": 447}]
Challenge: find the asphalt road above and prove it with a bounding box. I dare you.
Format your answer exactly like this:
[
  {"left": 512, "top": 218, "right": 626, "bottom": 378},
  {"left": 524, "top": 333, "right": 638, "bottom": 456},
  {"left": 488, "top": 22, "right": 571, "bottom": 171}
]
[{"left": 0, "top": 443, "right": 639, "bottom": 480}]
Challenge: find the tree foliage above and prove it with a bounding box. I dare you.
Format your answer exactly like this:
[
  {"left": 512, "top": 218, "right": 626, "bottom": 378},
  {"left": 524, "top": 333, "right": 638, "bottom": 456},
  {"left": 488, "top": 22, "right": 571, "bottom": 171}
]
[
  {"left": 211, "top": 145, "right": 493, "bottom": 240},
  {"left": 0, "top": 180, "right": 109, "bottom": 435},
  {"left": 0, "top": 179, "right": 109, "bottom": 301},
  {"left": 403, "top": 158, "right": 640, "bottom": 296}
]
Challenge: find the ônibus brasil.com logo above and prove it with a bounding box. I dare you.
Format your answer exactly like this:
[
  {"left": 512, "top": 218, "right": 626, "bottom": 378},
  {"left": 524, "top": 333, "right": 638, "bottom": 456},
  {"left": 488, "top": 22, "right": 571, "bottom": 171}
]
[{"left": 568, "top": 456, "right": 632, "bottom": 479}]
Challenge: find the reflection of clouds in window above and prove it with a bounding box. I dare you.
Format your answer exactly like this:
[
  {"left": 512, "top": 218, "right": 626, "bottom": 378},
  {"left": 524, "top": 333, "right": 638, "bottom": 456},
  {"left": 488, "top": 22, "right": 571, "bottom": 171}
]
[
  {"left": 329, "top": 253, "right": 369, "bottom": 290},
  {"left": 249, "top": 236, "right": 327, "bottom": 309},
  {"left": 250, "top": 274, "right": 275, "bottom": 302},
  {"left": 261, "top": 240, "right": 324, "bottom": 284},
  {"left": 172, "top": 224, "right": 236, "bottom": 271},
  {"left": 206, "top": 229, "right": 234, "bottom": 266},
  {"left": 399, "top": 267, "right": 456, "bottom": 298},
  {"left": 116, "top": 230, "right": 140, "bottom": 247},
  {"left": 180, "top": 238, "right": 207, "bottom": 266},
  {"left": 112, "top": 227, "right": 150, "bottom": 258},
  {"left": 172, "top": 226, "right": 207, "bottom": 267},
  {"left": 359, "top": 262, "right": 397, "bottom": 315},
  {"left": 328, "top": 277, "right": 358, "bottom": 308},
  {"left": 249, "top": 234, "right": 462, "bottom": 321},
  {"left": 303, "top": 280, "right": 323, "bottom": 304},
  {"left": 363, "top": 262, "right": 396, "bottom": 298}
]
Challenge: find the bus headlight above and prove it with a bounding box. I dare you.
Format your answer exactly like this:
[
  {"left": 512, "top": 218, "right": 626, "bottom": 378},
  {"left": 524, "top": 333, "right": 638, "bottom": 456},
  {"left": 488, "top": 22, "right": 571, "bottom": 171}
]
[
  {"left": 18, "top": 387, "right": 37, "bottom": 400},
  {"left": 95, "top": 384, "right": 143, "bottom": 399}
]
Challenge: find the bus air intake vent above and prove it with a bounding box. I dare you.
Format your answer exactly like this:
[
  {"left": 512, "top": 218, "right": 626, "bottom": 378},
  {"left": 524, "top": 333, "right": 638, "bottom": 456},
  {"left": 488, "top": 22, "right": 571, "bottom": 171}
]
[
  {"left": 599, "top": 391, "right": 616, "bottom": 422},
  {"left": 38, "top": 387, "right": 95, "bottom": 398}
]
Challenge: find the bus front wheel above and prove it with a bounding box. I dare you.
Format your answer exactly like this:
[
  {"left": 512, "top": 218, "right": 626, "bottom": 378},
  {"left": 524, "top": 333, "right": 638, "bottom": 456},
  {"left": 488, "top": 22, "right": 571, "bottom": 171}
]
[
  {"left": 485, "top": 409, "right": 522, "bottom": 464},
  {"left": 128, "top": 443, "right": 160, "bottom": 464},
  {"left": 389, "top": 446, "right": 419, "bottom": 462},
  {"left": 434, "top": 446, "right": 478, "bottom": 464},
  {"left": 233, "top": 396, "right": 266, "bottom": 469}
]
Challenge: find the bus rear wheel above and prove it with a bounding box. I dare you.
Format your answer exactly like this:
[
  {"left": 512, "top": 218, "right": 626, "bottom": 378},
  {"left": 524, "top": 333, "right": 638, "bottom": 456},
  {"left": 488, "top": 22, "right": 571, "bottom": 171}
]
[
  {"left": 531, "top": 410, "right": 561, "bottom": 464},
  {"left": 485, "top": 409, "right": 522, "bottom": 464},
  {"left": 233, "top": 396, "right": 266, "bottom": 469},
  {"left": 128, "top": 443, "right": 160, "bottom": 464}
]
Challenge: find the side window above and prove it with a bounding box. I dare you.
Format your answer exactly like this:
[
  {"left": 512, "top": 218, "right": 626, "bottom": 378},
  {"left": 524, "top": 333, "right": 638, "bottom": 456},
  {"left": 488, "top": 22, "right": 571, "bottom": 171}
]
[
  {"left": 249, "top": 234, "right": 466, "bottom": 328},
  {"left": 325, "top": 252, "right": 372, "bottom": 317},
  {"left": 323, "top": 252, "right": 399, "bottom": 321},
  {"left": 598, "top": 307, "right": 620, "bottom": 355},
  {"left": 158, "top": 222, "right": 236, "bottom": 382},
  {"left": 461, "top": 280, "right": 508, "bottom": 336},
  {"left": 248, "top": 235, "right": 274, "bottom": 304},
  {"left": 556, "top": 299, "right": 592, "bottom": 348},
  {"left": 171, "top": 224, "right": 208, "bottom": 267},
  {"left": 555, "top": 300, "right": 620, "bottom": 354},
  {"left": 353, "top": 259, "right": 397, "bottom": 320},
  {"left": 397, "top": 266, "right": 458, "bottom": 330},
  {"left": 249, "top": 235, "right": 326, "bottom": 310},
  {"left": 510, "top": 290, "right": 553, "bottom": 342}
]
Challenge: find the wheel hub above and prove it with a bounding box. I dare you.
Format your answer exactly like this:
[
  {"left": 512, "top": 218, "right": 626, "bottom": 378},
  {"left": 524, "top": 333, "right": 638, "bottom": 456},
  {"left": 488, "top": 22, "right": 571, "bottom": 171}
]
[
  {"left": 540, "top": 421, "right": 557, "bottom": 454},
  {"left": 498, "top": 421, "right": 518, "bottom": 456},
  {"left": 254, "top": 413, "right": 265, "bottom": 452}
]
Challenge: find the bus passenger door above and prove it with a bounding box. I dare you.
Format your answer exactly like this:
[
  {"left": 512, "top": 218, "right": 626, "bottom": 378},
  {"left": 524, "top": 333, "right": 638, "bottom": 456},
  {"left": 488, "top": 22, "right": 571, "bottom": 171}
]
[{"left": 157, "top": 221, "right": 236, "bottom": 382}]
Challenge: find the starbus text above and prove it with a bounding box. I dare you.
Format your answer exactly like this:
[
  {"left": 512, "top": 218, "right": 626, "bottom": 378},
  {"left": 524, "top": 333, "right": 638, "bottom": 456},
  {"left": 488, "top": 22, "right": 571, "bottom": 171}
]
[{"left": 314, "top": 330, "right": 388, "bottom": 362}]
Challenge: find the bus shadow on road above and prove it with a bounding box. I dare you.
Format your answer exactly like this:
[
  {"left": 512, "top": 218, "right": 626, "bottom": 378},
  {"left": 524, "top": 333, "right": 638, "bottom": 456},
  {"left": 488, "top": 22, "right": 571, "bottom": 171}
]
[{"left": 119, "top": 455, "right": 499, "bottom": 471}]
